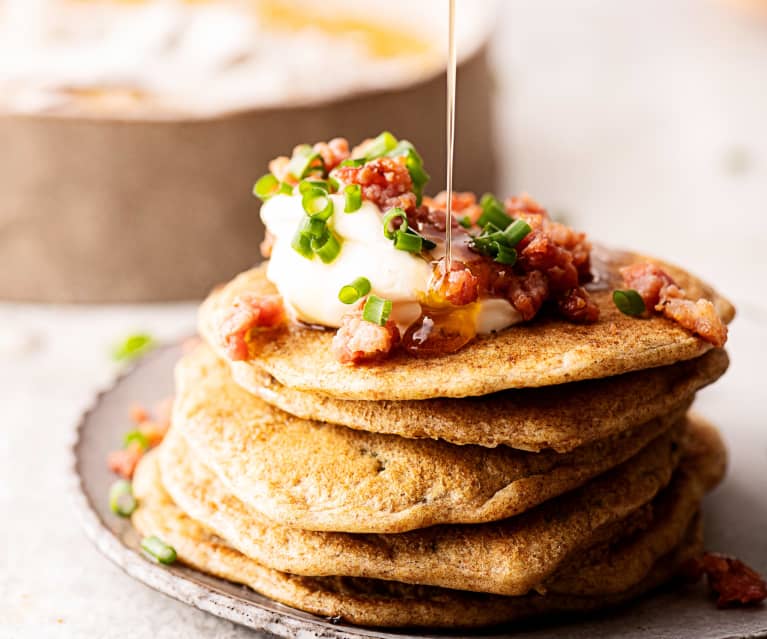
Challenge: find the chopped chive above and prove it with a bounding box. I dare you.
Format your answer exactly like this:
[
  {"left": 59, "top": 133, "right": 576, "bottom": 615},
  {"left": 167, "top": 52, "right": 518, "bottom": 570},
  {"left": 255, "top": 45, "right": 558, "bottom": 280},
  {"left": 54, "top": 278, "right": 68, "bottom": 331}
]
[
  {"left": 111, "top": 333, "right": 155, "bottom": 362},
  {"left": 393, "top": 230, "right": 423, "bottom": 253},
  {"left": 344, "top": 184, "right": 362, "bottom": 213},
  {"left": 300, "top": 215, "right": 327, "bottom": 239},
  {"left": 502, "top": 219, "right": 532, "bottom": 247},
  {"left": 338, "top": 158, "right": 366, "bottom": 168},
  {"left": 387, "top": 140, "right": 429, "bottom": 205},
  {"left": 109, "top": 480, "right": 137, "bottom": 517},
  {"left": 363, "top": 131, "right": 398, "bottom": 160},
  {"left": 287, "top": 145, "right": 324, "bottom": 180},
  {"left": 301, "top": 188, "right": 334, "bottom": 221},
  {"left": 311, "top": 231, "right": 342, "bottom": 263},
  {"left": 458, "top": 215, "right": 473, "bottom": 229},
  {"left": 253, "top": 173, "right": 281, "bottom": 201},
  {"left": 123, "top": 430, "right": 149, "bottom": 451},
  {"left": 362, "top": 295, "right": 393, "bottom": 326},
  {"left": 494, "top": 245, "right": 518, "bottom": 265},
  {"left": 477, "top": 193, "right": 512, "bottom": 229},
  {"left": 141, "top": 536, "right": 177, "bottom": 565},
  {"left": 338, "top": 277, "right": 372, "bottom": 304},
  {"left": 298, "top": 180, "right": 323, "bottom": 194},
  {"left": 291, "top": 230, "right": 314, "bottom": 259},
  {"left": 382, "top": 208, "right": 408, "bottom": 240},
  {"left": 613, "top": 289, "right": 646, "bottom": 316}
]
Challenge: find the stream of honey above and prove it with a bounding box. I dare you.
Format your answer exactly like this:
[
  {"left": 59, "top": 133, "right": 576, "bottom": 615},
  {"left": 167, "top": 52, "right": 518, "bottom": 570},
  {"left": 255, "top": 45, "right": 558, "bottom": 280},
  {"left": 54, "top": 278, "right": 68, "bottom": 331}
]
[{"left": 444, "top": 0, "right": 457, "bottom": 269}]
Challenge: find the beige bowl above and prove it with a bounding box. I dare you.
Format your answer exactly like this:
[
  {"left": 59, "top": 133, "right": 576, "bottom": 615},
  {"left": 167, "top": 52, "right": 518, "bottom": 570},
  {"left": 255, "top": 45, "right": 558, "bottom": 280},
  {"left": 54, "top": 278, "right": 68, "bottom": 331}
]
[{"left": 0, "top": 48, "right": 495, "bottom": 302}]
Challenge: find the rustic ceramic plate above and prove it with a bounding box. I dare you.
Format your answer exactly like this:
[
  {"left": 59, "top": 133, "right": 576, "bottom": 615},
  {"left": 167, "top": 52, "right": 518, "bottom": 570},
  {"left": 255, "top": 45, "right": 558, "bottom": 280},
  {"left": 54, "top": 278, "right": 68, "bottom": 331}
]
[{"left": 71, "top": 344, "right": 767, "bottom": 639}]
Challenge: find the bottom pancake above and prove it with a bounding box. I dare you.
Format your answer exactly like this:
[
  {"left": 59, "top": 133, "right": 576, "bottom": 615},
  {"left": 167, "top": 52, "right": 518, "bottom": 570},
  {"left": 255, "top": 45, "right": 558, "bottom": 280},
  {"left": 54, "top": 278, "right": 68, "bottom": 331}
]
[
  {"left": 131, "top": 416, "right": 725, "bottom": 627},
  {"left": 132, "top": 473, "right": 702, "bottom": 629}
]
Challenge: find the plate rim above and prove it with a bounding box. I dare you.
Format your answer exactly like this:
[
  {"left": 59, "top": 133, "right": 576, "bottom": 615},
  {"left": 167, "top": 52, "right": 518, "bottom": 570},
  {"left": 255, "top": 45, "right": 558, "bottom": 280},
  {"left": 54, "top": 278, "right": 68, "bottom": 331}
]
[{"left": 68, "top": 343, "right": 410, "bottom": 639}]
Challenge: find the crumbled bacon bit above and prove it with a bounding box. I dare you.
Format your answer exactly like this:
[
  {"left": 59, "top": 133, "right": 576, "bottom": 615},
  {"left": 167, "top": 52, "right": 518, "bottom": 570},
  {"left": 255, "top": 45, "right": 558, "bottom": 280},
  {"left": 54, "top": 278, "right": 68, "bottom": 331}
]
[
  {"left": 107, "top": 442, "right": 143, "bottom": 479},
  {"left": 268, "top": 156, "right": 292, "bottom": 183},
  {"left": 332, "top": 301, "right": 400, "bottom": 364},
  {"left": 558, "top": 286, "right": 601, "bottom": 323},
  {"left": 107, "top": 398, "right": 174, "bottom": 478},
  {"left": 216, "top": 294, "right": 286, "bottom": 361},
  {"left": 332, "top": 156, "right": 417, "bottom": 213},
  {"left": 425, "top": 191, "right": 483, "bottom": 226},
  {"left": 432, "top": 261, "right": 480, "bottom": 306},
  {"left": 621, "top": 262, "right": 727, "bottom": 347},
  {"left": 313, "top": 138, "right": 350, "bottom": 173},
  {"left": 687, "top": 553, "right": 767, "bottom": 607},
  {"left": 620, "top": 262, "right": 675, "bottom": 309}
]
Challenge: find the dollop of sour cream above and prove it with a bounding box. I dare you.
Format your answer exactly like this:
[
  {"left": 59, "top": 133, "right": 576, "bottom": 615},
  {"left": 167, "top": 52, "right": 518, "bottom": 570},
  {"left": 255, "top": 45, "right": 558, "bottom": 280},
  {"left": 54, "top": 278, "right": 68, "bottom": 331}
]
[{"left": 260, "top": 194, "right": 522, "bottom": 334}]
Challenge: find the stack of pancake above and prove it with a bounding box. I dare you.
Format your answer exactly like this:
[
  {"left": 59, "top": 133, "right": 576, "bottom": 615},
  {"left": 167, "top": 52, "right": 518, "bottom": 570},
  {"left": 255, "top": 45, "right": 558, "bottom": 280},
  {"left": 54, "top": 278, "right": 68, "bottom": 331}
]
[{"left": 132, "top": 247, "right": 735, "bottom": 629}]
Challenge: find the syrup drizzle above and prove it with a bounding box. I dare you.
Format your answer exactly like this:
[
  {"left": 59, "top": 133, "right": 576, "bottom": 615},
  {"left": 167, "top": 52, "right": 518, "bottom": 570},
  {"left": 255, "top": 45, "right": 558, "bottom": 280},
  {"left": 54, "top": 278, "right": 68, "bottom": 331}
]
[{"left": 444, "top": 0, "right": 457, "bottom": 269}]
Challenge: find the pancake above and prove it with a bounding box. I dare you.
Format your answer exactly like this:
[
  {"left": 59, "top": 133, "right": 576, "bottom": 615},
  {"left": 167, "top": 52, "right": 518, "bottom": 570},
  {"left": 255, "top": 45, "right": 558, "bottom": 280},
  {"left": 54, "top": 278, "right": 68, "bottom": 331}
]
[
  {"left": 151, "top": 414, "right": 723, "bottom": 596},
  {"left": 174, "top": 344, "right": 690, "bottom": 533},
  {"left": 236, "top": 348, "right": 728, "bottom": 452},
  {"left": 132, "top": 460, "right": 705, "bottom": 629},
  {"left": 198, "top": 246, "right": 735, "bottom": 400}
]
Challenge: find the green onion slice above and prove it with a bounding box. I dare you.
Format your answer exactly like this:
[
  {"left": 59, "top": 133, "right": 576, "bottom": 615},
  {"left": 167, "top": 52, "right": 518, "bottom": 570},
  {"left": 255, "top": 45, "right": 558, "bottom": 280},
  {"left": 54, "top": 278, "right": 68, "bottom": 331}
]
[
  {"left": 382, "top": 208, "right": 408, "bottom": 239},
  {"left": 287, "top": 144, "right": 324, "bottom": 180},
  {"left": 502, "top": 219, "right": 532, "bottom": 247},
  {"left": 301, "top": 188, "right": 334, "bottom": 221},
  {"left": 253, "top": 173, "right": 281, "bottom": 201},
  {"left": 109, "top": 480, "right": 137, "bottom": 517},
  {"left": 613, "top": 289, "right": 646, "bottom": 316},
  {"left": 111, "top": 333, "right": 154, "bottom": 362},
  {"left": 393, "top": 230, "right": 423, "bottom": 253},
  {"left": 123, "top": 430, "right": 149, "bottom": 451},
  {"left": 311, "top": 231, "right": 342, "bottom": 264},
  {"left": 458, "top": 215, "right": 473, "bottom": 229},
  {"left": 344, "top": 184, "right": 362, "bottom": 213},
  {"left": 291, "top": 230, "right": 314, "bottom": 260},
  {"left": 363, "top": 131, "right": 398, "bottom": 160},
  {"left": 494, "top": 245, "right": 518, "bottom": 265},
  {"left": 338, "top": 277, "right": 372, "bottom": 304},
  {"left": 362, "top": 295, "right": 393, "bottom": 326},
  {"left": 300, "top": 215, "right": 327, "bottom": 239},
  {"left": 141, "top": 536, "right": 177, "bottom": 565},
  {"left": 338, "top": 158, "right": 366, "bottom": 168},
  {"left": 299, "top": 179, "right": 336, "bottom": 195},
  {"left": 386, "top": 140, "right": 429, "bottom": 206},
  {"left": 477, "top": 193, "right": 512, "bottom": 229}
]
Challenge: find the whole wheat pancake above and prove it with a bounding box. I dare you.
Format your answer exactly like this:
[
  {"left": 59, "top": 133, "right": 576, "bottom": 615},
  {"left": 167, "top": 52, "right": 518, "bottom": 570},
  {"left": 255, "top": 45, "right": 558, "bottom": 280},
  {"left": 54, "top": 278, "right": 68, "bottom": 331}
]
[
  {"left": 132, "top": 461, "right": 704, "bottom": 629},
  {"left": 174, "top": 344, "right": 690, "bottom": 533},
  {"left": 236, "top": 348, "right": 728, "bottom": 452},
  {"left": 199, "top": 246, "right": 735, "bottom": 400},
  {"left": 152, "top": 415, "right": 723, "bottom": 596}
]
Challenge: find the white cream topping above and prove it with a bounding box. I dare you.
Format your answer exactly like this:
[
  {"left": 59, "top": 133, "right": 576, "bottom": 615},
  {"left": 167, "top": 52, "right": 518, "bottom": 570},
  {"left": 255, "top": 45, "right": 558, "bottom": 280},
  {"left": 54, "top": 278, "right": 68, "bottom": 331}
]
[{"left": 261, "top": 194, "right": 522, "bottom": 334}]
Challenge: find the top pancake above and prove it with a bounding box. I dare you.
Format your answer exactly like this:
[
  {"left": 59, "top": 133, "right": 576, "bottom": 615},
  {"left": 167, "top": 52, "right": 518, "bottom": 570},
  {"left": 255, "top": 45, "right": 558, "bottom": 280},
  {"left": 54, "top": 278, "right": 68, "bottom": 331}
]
[{"left": 199, "top": 246, "right": 734, "bottom": 400}]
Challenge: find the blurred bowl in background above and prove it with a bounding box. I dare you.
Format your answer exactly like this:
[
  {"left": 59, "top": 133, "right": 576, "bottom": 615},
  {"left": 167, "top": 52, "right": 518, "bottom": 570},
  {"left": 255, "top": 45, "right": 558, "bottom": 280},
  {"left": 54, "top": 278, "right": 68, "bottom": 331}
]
[{"left": 0, "top": 0, "right": 498, "bottom": 302}]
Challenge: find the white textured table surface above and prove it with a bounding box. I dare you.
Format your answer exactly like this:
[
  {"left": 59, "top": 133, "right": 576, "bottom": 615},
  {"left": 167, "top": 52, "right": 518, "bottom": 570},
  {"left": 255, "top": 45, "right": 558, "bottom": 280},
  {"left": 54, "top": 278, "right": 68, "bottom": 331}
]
[{"left": 3, "top": 0, "right": 767, "bottom": 637}]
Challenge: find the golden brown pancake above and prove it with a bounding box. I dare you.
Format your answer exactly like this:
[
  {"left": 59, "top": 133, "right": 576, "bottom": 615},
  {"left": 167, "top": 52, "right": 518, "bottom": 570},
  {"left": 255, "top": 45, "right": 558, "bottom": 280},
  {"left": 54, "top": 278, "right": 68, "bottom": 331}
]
[
  {"left": 235, "top": 348, "right": 728, "bottom": 452},
  {"left": 198, "top": 247, "right": 735, "bottom": 400},
  {"left": 173, "top": 344, "right": 691, "bottom": 533},
  {"left": 132, "top": 464, "right": 706, "bottom": 628},
  {"left": 150, "top": 414, "right": 723, "bottom": 596}
]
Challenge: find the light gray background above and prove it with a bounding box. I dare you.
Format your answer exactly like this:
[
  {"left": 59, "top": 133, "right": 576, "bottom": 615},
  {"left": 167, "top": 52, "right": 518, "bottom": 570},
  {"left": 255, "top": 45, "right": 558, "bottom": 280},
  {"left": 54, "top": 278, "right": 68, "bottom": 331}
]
[{"left": 2, "top": 0, "right": 766, "bottom": 637}]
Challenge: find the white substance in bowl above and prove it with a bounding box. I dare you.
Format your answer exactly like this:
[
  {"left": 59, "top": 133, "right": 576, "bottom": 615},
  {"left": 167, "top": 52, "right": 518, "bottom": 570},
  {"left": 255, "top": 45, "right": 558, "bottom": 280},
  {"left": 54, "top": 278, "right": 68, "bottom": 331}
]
[{"left": 0, "top": 0, "right": 495, "bottom": 118}]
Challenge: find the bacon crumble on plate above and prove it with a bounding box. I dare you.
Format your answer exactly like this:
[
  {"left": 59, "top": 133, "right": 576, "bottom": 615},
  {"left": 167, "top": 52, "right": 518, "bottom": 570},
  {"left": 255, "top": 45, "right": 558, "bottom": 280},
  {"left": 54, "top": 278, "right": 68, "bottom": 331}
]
[
  {"left": 684, "top": 553, "right": 767, "bottom": 608},
  {"left": 107, "top": 398, "right": 172, "bottom": 480},
  {"left": 223, "top": 133, "right": 729, "bottom": 366}
]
